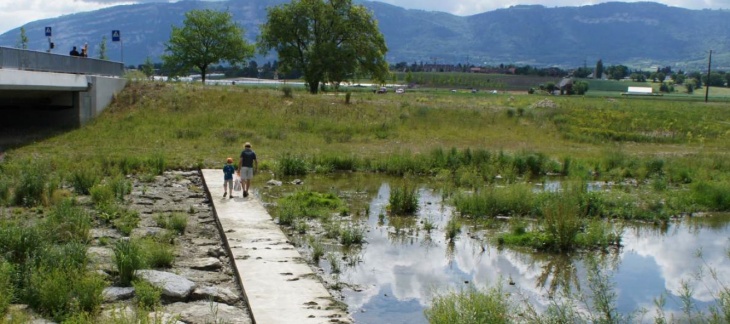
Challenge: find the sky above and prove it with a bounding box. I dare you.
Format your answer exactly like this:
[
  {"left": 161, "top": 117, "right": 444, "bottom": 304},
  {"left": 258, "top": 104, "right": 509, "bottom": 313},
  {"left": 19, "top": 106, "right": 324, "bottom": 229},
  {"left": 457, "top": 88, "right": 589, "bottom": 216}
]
[{"left": 1, "top": 0, "right": 729, "bottom": 35}]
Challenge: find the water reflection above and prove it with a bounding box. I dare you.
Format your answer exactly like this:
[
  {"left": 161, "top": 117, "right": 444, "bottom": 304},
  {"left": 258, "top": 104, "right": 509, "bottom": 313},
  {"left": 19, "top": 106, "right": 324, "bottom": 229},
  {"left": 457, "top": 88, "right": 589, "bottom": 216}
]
[{"left": 260, "top": 176, "right": 730, "bottom": 323}]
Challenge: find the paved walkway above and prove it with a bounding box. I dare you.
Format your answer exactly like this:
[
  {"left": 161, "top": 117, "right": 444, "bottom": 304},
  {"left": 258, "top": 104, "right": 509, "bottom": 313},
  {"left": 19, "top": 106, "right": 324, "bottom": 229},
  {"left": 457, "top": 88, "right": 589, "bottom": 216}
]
[{"left": 201, "top": 169, "right": 351, "bottom": 324}]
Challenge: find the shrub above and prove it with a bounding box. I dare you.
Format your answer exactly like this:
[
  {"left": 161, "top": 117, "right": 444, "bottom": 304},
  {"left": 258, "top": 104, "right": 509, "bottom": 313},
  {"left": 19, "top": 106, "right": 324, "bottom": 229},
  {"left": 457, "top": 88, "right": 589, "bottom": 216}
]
[
  {"left": 324, "top": 221, "right": 341, "bottom": 240},
  {"left": 14, "top": 162, "right": 47, "bottom": 206},
  {"left": 34, "top": 242, "right": 88, "bottom": 272},
  {"left": 141, "top": 239, "right": 175, "bottom": 268},
  {"left": 90, "top": 183, "right": 115, "bottom": 206},
  {"left": 0, "top": 260, "right": 14, "bottom": 316},
  {"left": 0, "top": 176, "right": 9, "bottom": 206},
  {"left": 113, "top": 239, "right": 144, "bottom": 286},
  {"left": 281, "top": 85, "right": 293, "bottom": 98},
  {"left": 168, "top": 213, "right": 188, "bottom": 234},
  {"left": 645, "top": 158, "right": 665, "bottom": 177},
  {"left": 573, "top": 81, "right": 589, "bottom": 95},
  {"left": 73, "top": 272, "right": 106, "bottom": 314},
  {"left": 71, "top": 168, "right": 100, "bottom": 195},
  {"left": 277, "top": 200, "right": 300, "bottom": 226},
  {"left": 506, "top": 108, "right": 516, "bottom": 118},
  {"left": 27, "top": 266, "right": 75, "bottom": 322},
  {"left": 278, "top": 154, "right": 308, "bottom": 176},
  {"left": 45, "top": 199, "right": 92, "bottom": 243},
  {"left": 541, "top": 193, "right": 584, "bottom": 252},
  {"left": 309, "top": 237, "right": 325, "bottom": 264},
  {"left": 340, "top": 226, "right": 364, "bottom": 246},
  {"left": 445, "top": 218, "right": 461, "bottom": 241},
  {"left": 327, "top": 253, "right": 340, "bottom": 274},
  {"left": 113, "top": 208, "right": 140, "bottom": 236},
  {"left": 146, "top": 154, "right": 166, "bottom": 175},
  {"left": 279, "top": 190, "right": 343, "bottom": 220},
  {"left": 692, "top": 181, "right": 730, "bottom": 211},
  {"left": 453, "top": 184, "right": 537, "bottom": 218},
  {"left": 389, "top": 185, "right": 419, "bottom": 215},
  {"left": 0, "top": 219, "right": 45, "bottom": 264},
  {"left": 155, "top": 213, "right": 187, "bottom": 235},
  {"left": 423, "top": 218, "right": 436, "bottom": 233},
  {"left": 117, "top": 156, "right": 144, "bottom": 175},
  {"left": 425, "top": 285, "right": 513, "bottom": 324},
  {"left": 109, "top": 174, "right": 132, "bottom": 201},
  {"left": 133, "top": 280, "right": 162, "bottom": 310}
]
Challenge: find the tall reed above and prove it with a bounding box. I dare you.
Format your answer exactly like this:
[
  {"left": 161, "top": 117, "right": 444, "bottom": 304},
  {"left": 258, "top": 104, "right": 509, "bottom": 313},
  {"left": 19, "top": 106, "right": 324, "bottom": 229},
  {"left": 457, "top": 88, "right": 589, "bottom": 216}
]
[
  {"left": 113, "top": 239, "right": 144, "bottom": 286},
  {"left": 389, "top": 184, "right": 419, "bottom": 215}
]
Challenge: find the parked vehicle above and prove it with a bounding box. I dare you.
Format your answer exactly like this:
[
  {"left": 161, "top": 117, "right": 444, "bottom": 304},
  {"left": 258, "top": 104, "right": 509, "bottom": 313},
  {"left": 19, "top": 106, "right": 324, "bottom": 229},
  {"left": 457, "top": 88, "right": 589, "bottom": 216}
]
[
  {"left": 395, "top": 88, "right": 405, "bottom": 94},
  {"left": 375, "top": 86, "right": 387, "bottom": 94}
]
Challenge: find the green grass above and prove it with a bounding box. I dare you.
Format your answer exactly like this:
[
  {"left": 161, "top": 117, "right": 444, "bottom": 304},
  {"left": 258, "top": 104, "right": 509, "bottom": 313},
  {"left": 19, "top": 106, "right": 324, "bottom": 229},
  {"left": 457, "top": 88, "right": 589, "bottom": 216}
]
[
  {"left": 140, "top": 238, "right": 175, "bottom": 268},
  {"left": 388, "top": 184, "right": 419, "bottom": 215},
  {"left": 339, "top": 225, "right": 365, "bottom": 246},
  {"left": 0, "top": 259, "right": 14, "bottom": 317},
  {"left": 425, "top": 285, "right": 513, "bottom": 324},
  {"left": 277, "top": 190, "right": 343, "bottom": 221},
  {"left": 132, "top": 280, "right": 162, "bottom": 310},
  {"left": 154, "top": 212, "right": 188, "bottom": 235},
  {"left": 113, "top": 239, "right": 144, "bottom": 287},
  {"left": 5, "top": 82, "right": 729, "bottom": 177}
]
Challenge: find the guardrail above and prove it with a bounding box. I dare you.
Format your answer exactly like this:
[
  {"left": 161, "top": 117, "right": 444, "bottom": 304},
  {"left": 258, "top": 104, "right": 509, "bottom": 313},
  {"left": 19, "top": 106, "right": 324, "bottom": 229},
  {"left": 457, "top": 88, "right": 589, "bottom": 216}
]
[{"left": 0, "top": 46, "right": 124, "bottom": 77}]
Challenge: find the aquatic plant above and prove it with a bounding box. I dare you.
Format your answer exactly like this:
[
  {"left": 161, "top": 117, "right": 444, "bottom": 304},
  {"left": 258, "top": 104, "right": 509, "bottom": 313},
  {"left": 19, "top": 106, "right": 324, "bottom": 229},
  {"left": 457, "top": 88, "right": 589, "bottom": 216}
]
[{"left": 389, "top": 184, "right": 419, "bottom": 215}]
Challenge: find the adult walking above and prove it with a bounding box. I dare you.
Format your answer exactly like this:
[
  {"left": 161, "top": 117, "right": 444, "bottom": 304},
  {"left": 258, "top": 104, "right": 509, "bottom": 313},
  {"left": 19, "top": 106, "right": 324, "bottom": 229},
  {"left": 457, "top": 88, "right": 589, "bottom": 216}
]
[{"left": 239, "top": 142, "right": 257, "bottom": 198}]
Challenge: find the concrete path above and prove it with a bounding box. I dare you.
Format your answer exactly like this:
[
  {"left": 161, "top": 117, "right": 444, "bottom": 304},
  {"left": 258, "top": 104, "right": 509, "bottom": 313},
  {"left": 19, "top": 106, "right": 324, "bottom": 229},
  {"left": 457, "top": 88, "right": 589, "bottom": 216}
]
[{"left": 201, "top": 169, "right": 351, "bottom": 324}]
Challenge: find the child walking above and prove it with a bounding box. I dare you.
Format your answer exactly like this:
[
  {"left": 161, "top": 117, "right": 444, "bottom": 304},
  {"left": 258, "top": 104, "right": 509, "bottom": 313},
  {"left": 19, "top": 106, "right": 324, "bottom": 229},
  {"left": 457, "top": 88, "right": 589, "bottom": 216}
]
[{"left": 223, "top": 157, "right": 236, "bottom": 198}]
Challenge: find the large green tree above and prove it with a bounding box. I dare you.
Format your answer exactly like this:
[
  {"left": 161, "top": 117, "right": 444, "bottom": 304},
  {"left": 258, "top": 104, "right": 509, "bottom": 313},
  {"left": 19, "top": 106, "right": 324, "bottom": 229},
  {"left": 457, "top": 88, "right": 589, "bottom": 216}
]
[
  {"left": 163, "top": 9, "right": 253, "bottom": 83},
  {"left": 595, "top": 59, "right": 603, "bottom": 79},
  {"left": 258, "top": 0, "right": 389, "bottom": 94}
]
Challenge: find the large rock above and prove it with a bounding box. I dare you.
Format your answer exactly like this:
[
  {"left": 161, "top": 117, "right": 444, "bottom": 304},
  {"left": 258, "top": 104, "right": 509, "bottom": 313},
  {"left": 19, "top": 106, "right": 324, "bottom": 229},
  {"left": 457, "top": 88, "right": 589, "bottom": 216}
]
[
  {"left": 191, "top": 286, "right": 240, "bottom": 304},
  {"left": 87, "top": 246, "right": 115, "bottom": 273},
  {"left": 103, "top": 287, "right": 135, "bottom": 302},
  {"left": 165, "top": 301, "right": 252, "bottom": 324},
  {"left": 136, "top": 270, "right": 196, "bottom": 301},
  {"left": 179, "top": 257, "right": 223, "bottom": 271}
]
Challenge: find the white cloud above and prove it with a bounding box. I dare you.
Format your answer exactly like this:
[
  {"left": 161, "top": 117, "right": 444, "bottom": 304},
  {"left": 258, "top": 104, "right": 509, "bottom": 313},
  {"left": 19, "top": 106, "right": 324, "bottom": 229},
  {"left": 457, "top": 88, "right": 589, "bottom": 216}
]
[
  {"left": 0, "top": 0, "right": 137, "bottom": 35},
  {"left": 378, "top": 0, "right": 730, "bottom": 15}
]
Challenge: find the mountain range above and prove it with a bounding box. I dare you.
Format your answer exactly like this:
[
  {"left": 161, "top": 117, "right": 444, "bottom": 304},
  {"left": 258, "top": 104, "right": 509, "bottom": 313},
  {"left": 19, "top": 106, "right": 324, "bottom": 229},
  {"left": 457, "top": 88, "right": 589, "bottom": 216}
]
[{"left": 0, "top": 1, "right": 728, "bottom": 69}]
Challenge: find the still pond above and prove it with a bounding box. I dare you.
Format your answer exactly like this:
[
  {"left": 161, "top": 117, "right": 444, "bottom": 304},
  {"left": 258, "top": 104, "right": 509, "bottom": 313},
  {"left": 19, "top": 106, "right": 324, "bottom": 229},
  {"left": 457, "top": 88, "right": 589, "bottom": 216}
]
[{"left": 260, "top": 174, "right": 730, "bottom": 323}]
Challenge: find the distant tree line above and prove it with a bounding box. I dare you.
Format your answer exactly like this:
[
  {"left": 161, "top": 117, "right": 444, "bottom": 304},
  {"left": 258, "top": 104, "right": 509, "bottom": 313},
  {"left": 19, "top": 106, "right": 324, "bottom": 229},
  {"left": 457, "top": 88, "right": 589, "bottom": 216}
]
[
  {"left": 135, "top": 55, "right": 729, "bottom": 93},
  {"left": 390, "top": 61, "right": 569, "bottom": 77}
]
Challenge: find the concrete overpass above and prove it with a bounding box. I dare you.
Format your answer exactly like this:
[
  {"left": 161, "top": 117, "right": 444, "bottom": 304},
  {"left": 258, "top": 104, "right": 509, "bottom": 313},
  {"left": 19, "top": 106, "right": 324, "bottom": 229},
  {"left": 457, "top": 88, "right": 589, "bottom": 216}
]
[{"left": 0, "top": 46, "right": 127, "bottom": 128}]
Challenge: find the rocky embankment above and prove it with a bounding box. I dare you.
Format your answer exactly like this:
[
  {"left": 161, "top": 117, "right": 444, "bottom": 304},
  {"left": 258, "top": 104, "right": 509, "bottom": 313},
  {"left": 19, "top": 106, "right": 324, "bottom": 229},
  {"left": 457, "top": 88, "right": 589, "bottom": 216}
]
[{"left": 90, "top": 171, "right": 253, "bottom": 323}]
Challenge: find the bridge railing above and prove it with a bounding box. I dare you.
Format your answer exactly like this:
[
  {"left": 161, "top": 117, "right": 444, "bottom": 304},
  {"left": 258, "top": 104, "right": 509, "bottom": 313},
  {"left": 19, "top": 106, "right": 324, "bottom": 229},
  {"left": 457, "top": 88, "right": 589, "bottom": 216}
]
[{"left": 0, "top": 47, "right": 124, "bottom": 77}]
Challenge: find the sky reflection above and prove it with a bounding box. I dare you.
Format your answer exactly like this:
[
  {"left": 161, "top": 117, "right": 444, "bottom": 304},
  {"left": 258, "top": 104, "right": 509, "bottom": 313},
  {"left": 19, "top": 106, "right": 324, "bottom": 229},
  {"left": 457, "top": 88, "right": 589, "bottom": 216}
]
[{"left": 338, "top": 183, "right": 730, "bottom": 323}]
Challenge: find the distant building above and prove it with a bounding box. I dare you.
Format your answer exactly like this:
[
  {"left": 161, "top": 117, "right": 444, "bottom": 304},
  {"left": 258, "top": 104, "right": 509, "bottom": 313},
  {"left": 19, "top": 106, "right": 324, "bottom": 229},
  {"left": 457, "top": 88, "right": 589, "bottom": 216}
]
[{"left": 422, "top": 64, "right": 459, "bottom": 72}]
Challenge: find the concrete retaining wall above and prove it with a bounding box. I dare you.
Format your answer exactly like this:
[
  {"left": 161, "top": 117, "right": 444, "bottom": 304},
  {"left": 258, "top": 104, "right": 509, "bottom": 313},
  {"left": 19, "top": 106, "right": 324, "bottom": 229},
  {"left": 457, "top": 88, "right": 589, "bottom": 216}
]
[{"left": 0, "top": 70, "right": 127, "bottom": 128}]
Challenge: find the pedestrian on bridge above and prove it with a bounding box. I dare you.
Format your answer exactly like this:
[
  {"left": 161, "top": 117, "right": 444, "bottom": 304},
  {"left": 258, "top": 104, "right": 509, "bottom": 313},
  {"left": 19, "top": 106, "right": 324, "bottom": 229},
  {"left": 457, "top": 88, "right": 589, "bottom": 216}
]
[
  {"left": 69, "top": 46, "right": 80, "bottom": 56},
  {"left": 223, "top": 157, "right": 236, "bottom": 198},
  {"left": 239, "top": 142, "right": 257, "bottom": 198}
]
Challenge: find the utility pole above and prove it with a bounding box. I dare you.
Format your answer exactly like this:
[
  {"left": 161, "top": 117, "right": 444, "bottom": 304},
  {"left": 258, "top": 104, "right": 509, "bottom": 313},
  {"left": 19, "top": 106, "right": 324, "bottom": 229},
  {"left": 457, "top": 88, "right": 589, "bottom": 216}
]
[{"left": 705, "top": 50, "right": 712, "bottom": 103}]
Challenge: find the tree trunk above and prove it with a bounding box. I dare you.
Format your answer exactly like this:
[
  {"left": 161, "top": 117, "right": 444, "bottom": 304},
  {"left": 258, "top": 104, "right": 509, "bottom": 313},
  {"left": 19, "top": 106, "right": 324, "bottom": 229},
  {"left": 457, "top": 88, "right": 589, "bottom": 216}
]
[
  {"left": 200, "top": 66, "right": 207, "bottom": 84},
  {"left": 307, "top": 80, "right": 319, "bottom": 94}
]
